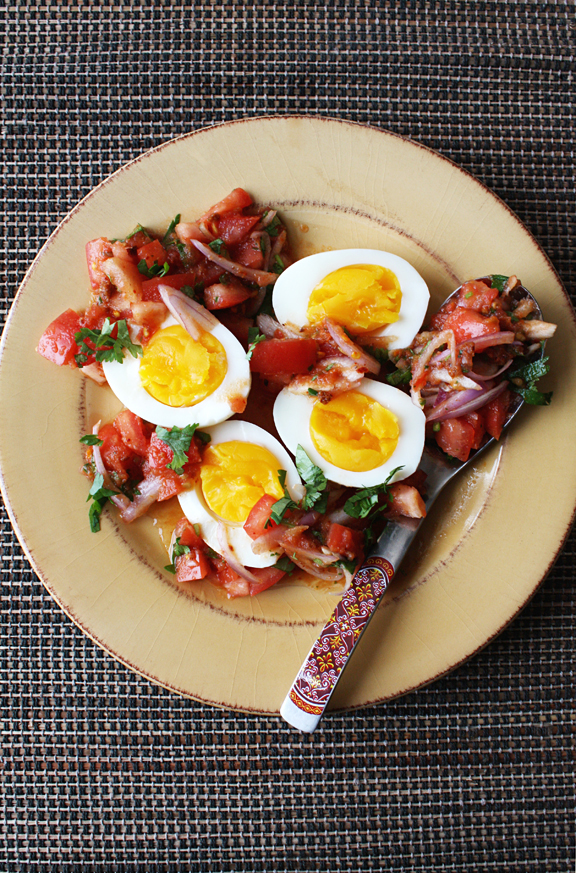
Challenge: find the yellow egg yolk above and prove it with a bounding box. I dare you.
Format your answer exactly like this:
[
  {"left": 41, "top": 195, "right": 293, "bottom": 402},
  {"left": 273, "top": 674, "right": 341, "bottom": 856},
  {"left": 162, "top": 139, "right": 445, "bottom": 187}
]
[
  {"left": 310, "top": 391, "right": 400, "bottom": 472},
  {"left": 306, "top": 264, "right": 401, "bottom": 333},
  {"left": 139, "top": 325, "right": 226, "bottom": 407},
  {"left": 200, "top": 441, "right": 285, "bottom": 523}
]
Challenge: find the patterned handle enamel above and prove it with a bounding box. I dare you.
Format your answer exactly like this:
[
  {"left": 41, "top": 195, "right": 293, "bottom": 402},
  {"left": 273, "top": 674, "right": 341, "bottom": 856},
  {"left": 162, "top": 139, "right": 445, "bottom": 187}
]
[
  {"left": 280, "top": 555, "right": 395, "bottom": 732},
  {"left": 281, "top": 518, "right": 423, "bottom": 732}
]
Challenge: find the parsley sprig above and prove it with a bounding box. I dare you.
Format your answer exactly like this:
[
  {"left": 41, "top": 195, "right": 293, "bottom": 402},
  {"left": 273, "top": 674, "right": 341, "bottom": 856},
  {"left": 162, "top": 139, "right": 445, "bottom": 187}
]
[
  {"left": 268, "top": 470, "right": 298, "bottom": 525},
  {"left": 164, "top": 536, "right": 191, "bottom": 574},
  {"left": 343, "top": 466, "right": 404, "bottom": 520},
  {"left": 490, "top": 274, "right": 509, "bottom": 292},
  {"left": 162, "top": 213, "right": 181, "bottom": 244},
  {"left": 295, "top": 446, "right": 328, "bottom": 512},
  {"left": 87, "top": 473, "right": 119, "bottom": 533},
  {"left": 137, "top": 259, "right": 170, "bottom": 279},
  {"left": 155, "top": 424, "right": 210, "bottom": 474},
  {"left": 80, "top": 434, "right": 103, "bottom": 446},
  {"left": 246, "top": 327, "right": 266, "bottom": 361},
  {"left": 74, "top": 318, "right": 142, "bottom": 367},
  {"left": 507, "top": 354, "right": 552, "bottom": 406},
  {"left": 386, "top": 368, "right": 411, "bottom": 386}
]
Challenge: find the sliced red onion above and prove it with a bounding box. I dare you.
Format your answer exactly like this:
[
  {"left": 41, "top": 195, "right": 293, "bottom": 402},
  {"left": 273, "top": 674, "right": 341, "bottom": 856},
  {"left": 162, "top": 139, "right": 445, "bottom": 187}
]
[
  {"left": 270, "top": 229, "right": 287, "bottom": 258},
  {"left": 251, "top": 524, "right": 308, "bottom": 556},
  {"left": 216, "top": 523, "right": 261, "bottom": 583},
  {"left": 325, "top": 319, "right": 380, "bottom": 374},
  {"left": 469, "top": 359, "right": 513, "bottom": 382},
  {"left": 257, "top": 209, "right": 277, "bottom": 230},
  {"left": 299, "top": 511, "right": 321, "bottom": 527},
  {"left": 426, "top": 381, "right": 508, "bottom": 423},
  {"left": 158, "top": 285, "right": 219, "bottom": 338},
  {"left": 119, "top": 476, "right": 162, "bottom": 523},
  {"left": 250, "top": 231, "right": 271, "bottom": 272},
  {"left": 191, "top": 239, "right": 278, "bottom": 287},
  {"left": 256, "top": 313, "right": 301, "bottom": 339},
  {"left": 288, "top": 551, "right": 345, "bottom": 581},
  {"left": 468, "top": 331, "right": 515, "bottom": 351}
]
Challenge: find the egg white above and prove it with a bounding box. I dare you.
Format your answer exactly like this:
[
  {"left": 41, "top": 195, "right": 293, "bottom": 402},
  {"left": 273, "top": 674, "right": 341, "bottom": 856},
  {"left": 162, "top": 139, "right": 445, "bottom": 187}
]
[
  {"left": 272, "top": 249, "right": 429, "bottom": 350},
  {"left": 102, "top": 314, "right": 251, "bottom": 428},
  {"left": 178, "top": 420, "right": 304, "bottom": 568},
  {"left": 273, "top": 379, "right": 426, "bottom": 489}
]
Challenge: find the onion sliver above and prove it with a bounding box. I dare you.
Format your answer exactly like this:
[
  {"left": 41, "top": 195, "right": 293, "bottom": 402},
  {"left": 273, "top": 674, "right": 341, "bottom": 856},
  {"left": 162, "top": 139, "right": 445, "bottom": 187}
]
[
  {"left": 191, "top": 239, "right": 278, "bottom": 287},
  {"left": 325, "top": 319, "right": 381, "bottom": 374},
  {"left": 469, "top": 331, "right": 515, "bottom": 352},
  {"left": 119, "top": 477, "right": 162, "bottom": 522},
  {"left": 158, "top": 285, "right": 219, "bottom": 338},
  {"left": 427, "top": 381, "right": 508, "bottom": 423},
  {"left": 216, "top": 523, "right": 261, "bottom": 584},
  {"left": 256, "top": 313, "right": 301, "bottom": 339}
]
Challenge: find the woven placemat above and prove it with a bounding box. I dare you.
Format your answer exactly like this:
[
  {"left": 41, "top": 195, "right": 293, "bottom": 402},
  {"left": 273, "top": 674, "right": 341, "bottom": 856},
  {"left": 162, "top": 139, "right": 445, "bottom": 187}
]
[{"left": 1, "top": 3, "right": 574, "bottom": 870}]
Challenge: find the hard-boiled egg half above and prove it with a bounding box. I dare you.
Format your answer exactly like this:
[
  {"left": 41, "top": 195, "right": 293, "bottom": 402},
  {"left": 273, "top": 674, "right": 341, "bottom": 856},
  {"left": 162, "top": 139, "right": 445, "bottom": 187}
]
[
  {"left": 272, "top": 249, "right": 429, "bottom": 350},
  {"left": 102, "top": 313, "right": 250, "bottom": 428},
  {"left": 178, "top": 421, "right": 304, "bottom": 568},
  {"left": 274, "top": 379, "right": 425, "bottom": 489}
]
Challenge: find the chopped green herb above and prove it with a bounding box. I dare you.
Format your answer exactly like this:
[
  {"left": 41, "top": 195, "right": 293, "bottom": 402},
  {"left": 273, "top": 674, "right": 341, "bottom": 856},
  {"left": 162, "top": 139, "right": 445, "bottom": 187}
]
[
  {"left": 267, "top": 469, "right": 299, "bottom": 526},
  {"left": 87, "top": 473, "right": 119, "bottom": 533},
  {"left": 111, "top": 223, "right": 150, "bottom": 243},
  {"left": 137, "top": 259, "right": 170, "bottom": 279},
  {"left": 164, "top": 536, "right": 191, "bottom": 574},
  {"left": 432, "top": 422, "right": 441, "bottom": 432},
  {"left": 335, "top": 557, "right": 357, "bottom": 575},
  {"left": 74, "top": 318, "right": 142, "bottom": 367},
  {"left": 208, "top": 238, "right": 225, "bottom": 254},
  {"left": 246, "top": 327, "right": 266, "bottom": 361},
  {"left": 272, "top": 255, "right": 285, "bottom": 275},
  {"left": 155, "top": 424, "right": 201, "bottom": 474},
  {"left": 219, "top": 273, "right": 230, "bottom": 285},
  {"left": 266, "top": 215, "right": 282, "bottom": 237},
  {"left": 162, "top": 213, "right": 181, "bottom": 243},
  {"left": 464, "top": 291, "right": 473, "bottom": 299},
  {"left": 275, "top": 556, "right": 296, "bottom": 575},
  {"left": 366, "top": 346, "right": 389, "bottom": 364},
  {"left": 295, "top": 445, "right": 328, "bottom": 513},
  {"left": 80, "top": 434, "right": 103, "bottom": 446},
  {"left": 507, "top": 355, "right": 552, "bottom": 405},
  {"left": 308, "top": 388, "right": 319, "bottom": 396},
  {"left": 386, "top": 368, "right": 412, "bottom": 386},
  {"left": 490, "top": 274, "right": 509, "bottom": 293},
  {"left": 343, "top": 466, "right": 404, "bottom": 520}
]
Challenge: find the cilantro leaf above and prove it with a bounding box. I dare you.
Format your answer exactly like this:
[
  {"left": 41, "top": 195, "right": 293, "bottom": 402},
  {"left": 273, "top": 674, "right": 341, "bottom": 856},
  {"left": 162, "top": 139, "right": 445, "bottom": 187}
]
[
  {"left": 86, "top": 473, "right": 119, "bottom": 533},
  {"left": 295, "top": 445, "right": 328, "bottom": 512},
  {"left": 137, "top": 259, "right": 170, "bottom": 279},
  {"left": 162, "top": 213, "right": 181, "bottom": 244},
  {"left": 343, "top": 466, "right": 404, "bottom": 520},
  {"left": 74, "top": 318, "right": 142, "bottom": 367},
  {"left": 246, "top": 327, "right": 266, "bottom": 361},
  {"left": 386, "top": 368, "right": 412, "bottom": 386},
  {"left": 164, "top": 536, "right": 191, "bottom": 574},
  {"left": 275, "top": 555, "right": 296, "bottom": 575},
  {"left": 155, "top": 424, "right": 201, "bottom": 474},
  {"left": 111, "top": 223, "right": 150, "bottom": 243},
  {"left": 80, "top": 434, "right": 103, "bottom": 446},
  {"left": 267, "top": 469, "right": 299, "bottom": 525},
  {"left": 366, "top": 346, "right": 389, "bottom": 364},
  {"left": 272, "top": 255, "right": 285, "bottom": 275},
  {"left": 508, "top": 355, "right": 553, "bottom": 406},
  {"left": 208, "top": 238, "right": 225, "bottom": 254},
  {"left": 490, "top": 274, "right": 509, "bottom": 293}
]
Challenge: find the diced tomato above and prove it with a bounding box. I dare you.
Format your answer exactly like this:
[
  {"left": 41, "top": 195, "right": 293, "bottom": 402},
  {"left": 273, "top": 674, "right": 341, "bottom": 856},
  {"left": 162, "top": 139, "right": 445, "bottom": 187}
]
[
  {"left": 230, "top": 236, "right": 264, "bottom": 270},
  {"left": 243, "top": 494, "right": 279, "bottom": 540},
  {"left": 457, "top": 280, "right": 499, "bottom": 312},
  {"left": 173, "top": 518, "right": 206, "bottom": 551},
  {"left": 204, "top": 280, "right": 253, "bottom": 310},
  {"left": 250, "top": 338, "right": 317, "bottom": 377},
  {"left": 85, "top": 238, "right": 114, "bottom": 290},
  {"left": 136, "top": 239, "right": 168, "bottom": 269},
  {"left": 484, "top": 389, "right": 510, "bottom": 440},
  {"left": 200, "top": 188, "right": 253, "bottom": 220},
  {"left": 98, "top": 423, "right": 134, "bottom": 483},
  {"left": 113, "top": 410, "right": 150, "bottom": 456},
  {"left": 156, "top": 469, "right": 184, "bottom": 501},
  {"left": 326, "top": 523, "right": 364, "bottom": 561},
  {"left": 248, "top": 566, "right": 286, "bottom": 596},
  {"left": 435, "top": 417, "right": 476, "bottom": 462},
  {"left": 214, "top": 212, "right": 261, "bottom": 246},
  {"left": 463, "top": 410, "right": 486, "bottom": 450},
  {"left": 175, "top": 549, "right": 211, "bottom": 582},
  {"left": 145, "top": 431, "right": 202, "bottom": 478},
  {"left": 141, "top": 271, "right": 200, "bottom": 302},
  {"left": 386, "top": 484, "right": 427, "bottom": 519},
  {"left": 36, "top": 309, "right": 84, "bottom": 366},
  {"left": 439, "top": 308, "right": 501, "bottom": 344},
  {"left": 210, "top": 555, "right": 250, "bottom": 598}
]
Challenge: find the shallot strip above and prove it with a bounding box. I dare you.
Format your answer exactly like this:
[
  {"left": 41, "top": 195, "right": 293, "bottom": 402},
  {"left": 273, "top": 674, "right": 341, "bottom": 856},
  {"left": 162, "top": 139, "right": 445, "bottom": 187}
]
[
  {"left": 191, "top": 239, "right": 279, "bottom": 287},
  {"left": 91, "top": 421, "right": 130, "bottom": 511},
  {"left": 256, "top": 314, "right": 301, "bottom": 339},
  {"left": 158, "top": 285, "right": 219, "bottom": 339},
  {"left": 469, "top": 360, "right": 513, "bottom": 382},
  {"left": 325, "top": 319, "right": 381, "bottom": 374},
  {"left": 468, "top": 331, "right": 515, "bottom": 352},
  {"left": 410, "top": 329, "right": 457, "bottom": 404},
  {"left": 119, "top": 477, "right": 163, "bottom": 522},
  {"left": 216, "top": 523, "right": 261, "bottom": 583},
  {"left": 426, "top": 381, "right": 508, "bottom": 423}
]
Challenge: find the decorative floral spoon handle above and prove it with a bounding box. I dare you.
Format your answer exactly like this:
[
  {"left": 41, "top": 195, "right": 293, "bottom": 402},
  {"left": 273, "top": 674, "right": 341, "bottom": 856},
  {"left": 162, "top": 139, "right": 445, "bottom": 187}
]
[{"left": 280, "top": 518, "right": 422, "bottom": 732}]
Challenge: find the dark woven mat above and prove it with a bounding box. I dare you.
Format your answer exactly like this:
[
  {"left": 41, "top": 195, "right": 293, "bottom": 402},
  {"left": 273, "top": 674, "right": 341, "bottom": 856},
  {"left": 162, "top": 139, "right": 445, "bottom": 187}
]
[{"left": 1, "top": 3, "right": 574, "bottom": 870}]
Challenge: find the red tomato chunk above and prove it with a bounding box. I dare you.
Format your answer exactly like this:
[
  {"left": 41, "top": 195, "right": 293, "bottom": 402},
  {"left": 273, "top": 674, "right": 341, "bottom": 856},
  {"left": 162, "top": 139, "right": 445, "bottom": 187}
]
[
  {"left": 325, "top": 523, "right": 364, "bottom": 561},
  {"left": 243, "top": 494, "right": 279, "bottom": 540},
  {"left": 36, "top": 309, "right": 84, "bottom": 366},
  {"left": 250, "top": 338, "right": 317, "bottom": 377}
]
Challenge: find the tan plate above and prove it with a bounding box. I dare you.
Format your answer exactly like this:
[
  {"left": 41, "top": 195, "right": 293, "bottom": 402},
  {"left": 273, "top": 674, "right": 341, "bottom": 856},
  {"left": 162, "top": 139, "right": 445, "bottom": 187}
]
[{"left": 1, "top": 117, "right": 575, "bottom": 715}]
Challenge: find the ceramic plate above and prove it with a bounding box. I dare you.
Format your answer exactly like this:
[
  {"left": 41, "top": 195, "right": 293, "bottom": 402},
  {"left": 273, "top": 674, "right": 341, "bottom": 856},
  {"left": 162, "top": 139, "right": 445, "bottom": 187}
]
[{"left": 1, "top": 117, "right": 575, "bottom": 715}]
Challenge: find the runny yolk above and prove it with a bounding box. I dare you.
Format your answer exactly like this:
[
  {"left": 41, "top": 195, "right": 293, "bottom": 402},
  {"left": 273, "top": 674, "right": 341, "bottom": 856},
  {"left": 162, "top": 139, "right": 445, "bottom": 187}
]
[
  {"left": 306, "top": 264, "right": 401, "bottom": 333},
  {"left": 200, "top": 441, "right": 285, "bottom": 523},
  {"left": 139, "top": 325, "right": 226, "bottom": 406},
  {"left": 309, "top": 391, "right": 400, "bottom": 472}
]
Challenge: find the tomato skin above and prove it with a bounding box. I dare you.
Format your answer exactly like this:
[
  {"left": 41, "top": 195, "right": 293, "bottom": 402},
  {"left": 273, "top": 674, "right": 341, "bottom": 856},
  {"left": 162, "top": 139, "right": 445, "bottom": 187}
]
[
  {"left": 86, "top": 238, "right": 113, "bottom": 290},
  {"left": 98, "top": 423, "right": 134, "bottom": 483},
  {"left": 141, "top": 271, "right": 199, "bottom": 302},
  {"left": 435, "top": 417, "right": 476, "bottom": 462},
  {"left": 37, "top": 309, "right": 84, "bottom": 366},
  {"left": 173, "top": 518, "right": 205, "bottom": 551},
  {"left": 210, "top": 555, "right": 250, "bottom": 598},
  {"left": 250, "top": 338, "right": 317, "bottom": 377},
  {"left": 214, "top": 212, "right": 260, "bottom": 246},
  {"left": 201, "top": 188, "right": 253, "bottom": 220},
  {"left": 457, "top": 280, "right": 499, "bottom": 312},
  {"left": 248, "top": 567, "right": 286, "bottom": 596},
  {"left": 136, "top": 239, "right": 168, "bottom": 269},
  {"left": 230, "top": 236, "right": 264, "bottom": 270},
  {"left": 113, "top": 410, "right": 150, "bottom": 456},
  {"left": 176, "top": 550, "right": 211, "bottom": 582},
  {"left": 463, "top": 410, "right": 486, "bottom": 450},
  {"left": 204, "top": 281, "right": 253, "bottom": 310},
  {"left": 439, "top": 309, "right": 501, "bottom": 344},
  {"left": 484, "top": 389, "right": 510, "bottom": 440},
  {"left": 145, "top": 431, "right": 202, "bottom": 478},
  {"left": 326, "top": 523, "right": 364, "bottom": 561},
  {"left": 243, "top": 495, "right": 279, "bottom": 540}
]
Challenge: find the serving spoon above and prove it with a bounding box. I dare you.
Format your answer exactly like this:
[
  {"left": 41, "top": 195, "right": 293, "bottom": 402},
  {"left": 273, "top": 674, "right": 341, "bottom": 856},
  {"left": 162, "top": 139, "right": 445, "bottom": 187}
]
[{"left": 280, "top": 280, "right": 551, "bottom": 732}]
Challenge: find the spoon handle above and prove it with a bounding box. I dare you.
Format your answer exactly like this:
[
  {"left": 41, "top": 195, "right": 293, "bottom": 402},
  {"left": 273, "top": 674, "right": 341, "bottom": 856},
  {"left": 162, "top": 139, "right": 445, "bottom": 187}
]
[{"left": 280, "top": 518, "right": 422, "bottom": 732}]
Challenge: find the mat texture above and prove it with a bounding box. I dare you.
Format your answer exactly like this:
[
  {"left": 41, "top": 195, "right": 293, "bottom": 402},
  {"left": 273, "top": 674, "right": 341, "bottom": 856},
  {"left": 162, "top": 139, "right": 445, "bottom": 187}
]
[{"left": 1, "top": 2, "right": 574, "bottom": 870}]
